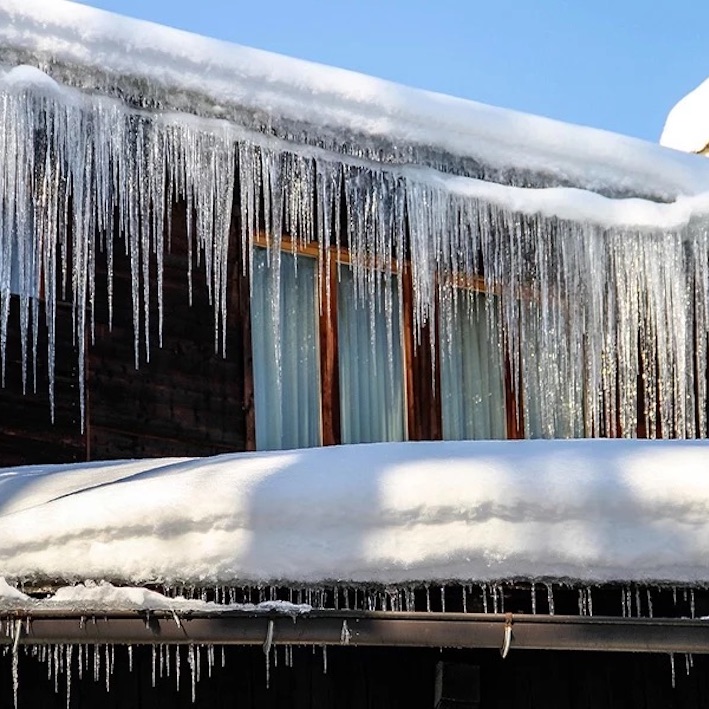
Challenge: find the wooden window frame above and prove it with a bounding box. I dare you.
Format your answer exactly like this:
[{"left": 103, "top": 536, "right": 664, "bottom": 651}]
[{"left": 245, "top": 235, "right": 523, "bottom": 449}]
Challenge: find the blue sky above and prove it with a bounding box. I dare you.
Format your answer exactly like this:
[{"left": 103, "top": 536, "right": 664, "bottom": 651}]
[{"left": 77, "top": 0, "right": 707, "bottom": 143}]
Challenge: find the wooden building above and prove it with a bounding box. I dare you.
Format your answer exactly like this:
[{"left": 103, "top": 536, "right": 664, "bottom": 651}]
[
  {"left": 3, "top": 1, "right": 709, "bottom": 707},
  {"left": 2, "top": 4, "right": 709, "bottom": 463}
]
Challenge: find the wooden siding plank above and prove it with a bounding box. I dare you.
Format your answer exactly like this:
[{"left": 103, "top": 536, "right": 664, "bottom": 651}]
[{"left": 87, "top": 200, "right": 247, "bottom": 460}]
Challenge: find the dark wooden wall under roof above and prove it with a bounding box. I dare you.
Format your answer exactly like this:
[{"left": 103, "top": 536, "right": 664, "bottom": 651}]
[
  {"left": 87, "top": 201, "right": 247, "bottom": 461},
  {"left": 0, "top": 194, "right": 453, "bottom": 466},
  {"left": 2, "top": 644, "right": 708, "bottom": 708},
  {"left": 0, "top": 199, "right": 249, "bottom": 465},
  {"left": 0, "top": 299, "right": 84, "bottom": 465}
]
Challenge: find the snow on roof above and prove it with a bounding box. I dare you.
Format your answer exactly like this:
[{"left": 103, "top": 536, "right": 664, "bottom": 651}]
[
  {"left": 2, "top": 439, "right": 709, "bottom": 589},
  {"left": 0, "top": 579, "right": 311, "bottom": 615},
  {"left": 2, "top": 0, "right": 709, "bottom": 199},
  {"left": 661, "top": 77, "right": 709, "bottom": 154}
]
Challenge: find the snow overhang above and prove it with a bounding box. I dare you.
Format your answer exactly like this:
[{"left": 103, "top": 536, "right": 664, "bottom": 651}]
[
  {"left": 2, "top": 0, "right": 709, "bottom": 199},
  {"left": 661, "top": 77, "right": 709, "bottom": 155}
]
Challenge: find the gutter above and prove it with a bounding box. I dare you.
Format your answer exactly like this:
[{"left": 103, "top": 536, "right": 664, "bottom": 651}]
[{"left": 2, "top": 610, "right": 709, "bottom": 654}]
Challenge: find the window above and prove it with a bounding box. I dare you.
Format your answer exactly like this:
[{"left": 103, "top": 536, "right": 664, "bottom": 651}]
[
  {"left": 337, "top": 268, "right": 406, "bottom": 443},
  {"left": 4, "top": 227, "right": 39, "bottom": 298},
  {"left": 250, "top": 248, "right": 321, "bottom": 450},
  {"left": 439, "top": 292, "right": 507, "bottom": 440},
  {"left": 248, "top": 239, "right": 518, "bottom": 450}
]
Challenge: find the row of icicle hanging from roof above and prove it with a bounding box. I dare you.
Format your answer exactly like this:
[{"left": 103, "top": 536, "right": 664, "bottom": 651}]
[{"left": 0, "top": 77, "right": 708, "bottom": 439}]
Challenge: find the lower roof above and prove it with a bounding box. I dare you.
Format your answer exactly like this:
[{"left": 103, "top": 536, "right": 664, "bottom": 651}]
[{"left": 2, "top": 439, "right": 709, "bottom": 590}]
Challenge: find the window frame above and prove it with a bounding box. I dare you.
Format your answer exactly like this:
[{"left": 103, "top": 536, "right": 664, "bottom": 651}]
[{"left": 244, "top": 234, "right": 523, "bottom": 450}]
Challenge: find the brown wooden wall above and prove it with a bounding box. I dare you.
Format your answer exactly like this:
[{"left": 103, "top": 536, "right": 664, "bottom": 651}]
[
  {"left": 0, "top": 298, "right": 85, "bottom": 465},
  {"left": 0, "top": 201, "right": 249, "bottom": 466},
  {"left": 2, "top": 645, "right": 708, "bottom": 709},
  {"left": 87, "top": 203, "right": 247, "bottom": 460}
]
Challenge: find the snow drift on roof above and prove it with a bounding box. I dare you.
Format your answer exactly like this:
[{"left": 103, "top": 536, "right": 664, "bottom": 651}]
[
  {"left": 661, "top": 77, "right": 709, "bottom": 154},
  {"left": 2, "top": 439, "right": 709, "bottom": 588},
  {"left": 0, "top": 579, "right": 311, "bottom": 615},
  {"left": 2, "top": 0, "right": 709, "bottom": 198}
]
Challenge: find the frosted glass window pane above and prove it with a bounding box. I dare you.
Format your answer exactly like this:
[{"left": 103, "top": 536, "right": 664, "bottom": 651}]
[
  {"left": 8, "top": 229, "right": 38, "bottom": 297},
  {"left": 440, "top": 293, "right": 507, "bottom": 440},
  {"left": 251, "top": 249, "right": 321, "bottom": 450},
  {"left": 338, "top": 270, "right": 406, "bottom": 444},
  {"left": 520, "top": 299, "right": 585, "bottom": 439}
]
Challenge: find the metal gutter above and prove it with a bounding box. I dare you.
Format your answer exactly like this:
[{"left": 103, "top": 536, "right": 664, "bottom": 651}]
[{"left": 2, "top": 611, "right": 709, "bottom": 654}]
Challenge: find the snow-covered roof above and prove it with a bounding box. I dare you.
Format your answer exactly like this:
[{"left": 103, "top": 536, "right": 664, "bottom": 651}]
[
  {"left": 0, "top": 578, "right": 310, "bottom": 615},
  {"left": 2, "top": 440, "right": 709, "bottom": 590},
  {"left": 661, "top": 77, "right": 709, "bottom": 154},
  {"left": 2, "top": 0, "right": 709, "bottom": 199}
]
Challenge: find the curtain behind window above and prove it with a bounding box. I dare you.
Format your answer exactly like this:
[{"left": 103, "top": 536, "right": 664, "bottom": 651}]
[
  {"left": 440, "top": 293, "right": 507, "bottom": 440},
  {"left": 251, "top": 249, "right": 320, "bottom": 450},
  {"left": 338, "top": 269, "right": 405, "bottom": 443}
]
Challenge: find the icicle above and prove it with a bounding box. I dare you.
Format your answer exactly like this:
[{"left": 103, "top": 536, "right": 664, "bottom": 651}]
[
  {"left": 207, "top": 644, "right": 214, "bottom": 678},
  {"left": 54, "top": 644, "right": 60, "bottom": 693},
  {"left": 65, "top": 644, "right": 73, "bottom": 709},
  {"left": 263, "top": 619, "right": 274, "bottom": 689},
  {"left": 196, "top": 644, "right": 202, "bottom": 685},
  {"left": 647, "top": 589, "right": 654, "bottom": 618},
  {"left": 587, "top": 587, "right": 593, "bottom": 617},
  {"left": 685, "top": 653, "right": 692, "bottom": 676},
  {"left": 93, "top": 644, "right": 100, "bottom": 684},
  {"left": 165, "top": 642, "right": 171, "bottom": 678},
  {"left": 531, "top": 583, "right": 537, "bottom": 615},
  {"left": 546, "top": 584, "right": 555, "bottom": 616},
  {"left": 482, "top": 585, "right": 489, "bottom": 614},
  {"left": 104, "top": 643, "right": 111, "bottom": 693},
  {"left": 622, "top": 586, "right": 632, "bottom": 618},
  {"left": 11, "top": 619, "right": 21, "bottom": 709},
  {"left": 691, "top": 589, "right": 695, "bottom": 619},
  {"left": 188, "top": 644, "right": 197, "bottom": 704},
  {"left": 175, "top": 644, "right": 181, "bottom": 690},
  {"left": 670, "top": 653, "right": 676, "bottom": 689},
  {"left": 405, "top": 587, "right": 414, "bottom": 612}
]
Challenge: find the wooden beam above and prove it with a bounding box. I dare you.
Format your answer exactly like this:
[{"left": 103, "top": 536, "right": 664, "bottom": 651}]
[
  {"left": 402, "top": 265, "right": 442, "bottom": 441},
  {"left": 319, "top": 254, "right": 341, "bottom": 446}
]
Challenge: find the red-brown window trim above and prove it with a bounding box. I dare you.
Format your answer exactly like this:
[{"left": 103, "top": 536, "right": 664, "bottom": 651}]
[{"left": 245, "top": 235, "right": 522, "bottom": 448}]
